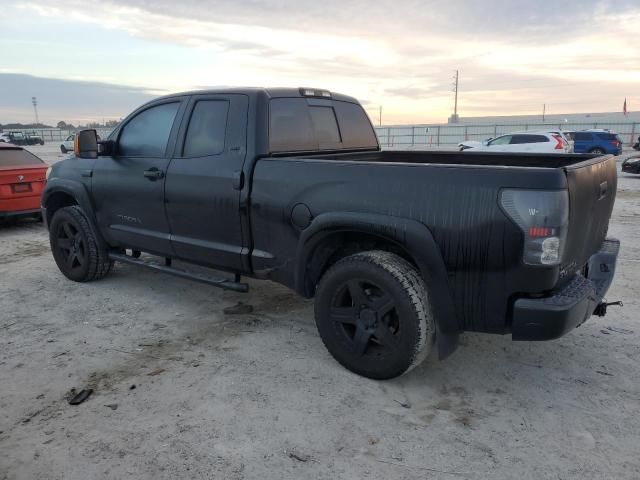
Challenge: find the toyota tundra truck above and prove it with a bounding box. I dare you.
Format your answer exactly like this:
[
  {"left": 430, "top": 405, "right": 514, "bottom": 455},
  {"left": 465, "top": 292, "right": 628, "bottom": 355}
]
[{"left": 41, "top": 88, "right": 620, "bottom": 379}]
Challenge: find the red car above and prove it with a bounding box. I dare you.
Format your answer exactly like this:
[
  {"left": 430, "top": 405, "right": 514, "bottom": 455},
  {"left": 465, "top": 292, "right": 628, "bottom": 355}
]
[{"left": 0, "top": 143, "right": 48, "bottom": 219}]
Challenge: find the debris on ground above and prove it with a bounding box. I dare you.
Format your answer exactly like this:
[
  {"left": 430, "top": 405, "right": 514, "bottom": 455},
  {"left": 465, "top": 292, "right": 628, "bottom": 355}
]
[
  {"left": 147, "top": 368, "right": 166, "bottom": 376},
  {"left": 68, "top": 389, "right": 93, "bottom": 405},
  {"left": 288, "top": 451, "right": 310, "bottom": 462},
  {"left": 223, "top": 302, "right": 254, "bottom": 315},
  {"left": 104, "top": 404, "right": 118, "bottom": 410}
]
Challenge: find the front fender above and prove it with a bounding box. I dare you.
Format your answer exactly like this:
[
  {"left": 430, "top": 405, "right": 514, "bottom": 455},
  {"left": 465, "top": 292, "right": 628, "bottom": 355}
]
[{"left": 295, "top": 212, "right": 461, "bottom": 336}]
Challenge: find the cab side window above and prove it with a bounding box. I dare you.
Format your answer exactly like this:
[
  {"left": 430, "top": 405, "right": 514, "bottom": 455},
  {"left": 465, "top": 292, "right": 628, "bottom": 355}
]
[
  {"left": 183, "top": 100, "right": 229, "bottom": 157},
  {"left": 119, "top": 102, "right": 180, "bottom": 157}
]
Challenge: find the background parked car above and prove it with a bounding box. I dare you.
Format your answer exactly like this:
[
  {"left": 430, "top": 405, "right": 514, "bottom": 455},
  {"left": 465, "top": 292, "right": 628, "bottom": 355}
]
[
  {"left": 24, "top": 132, "right": 45, "bottom": 145},
  {"left": 566, "top": 130, "right": 623, "bottom": 155},
  {"left": 0, "top": 131, "right": 44, "bottom": 146},
  {"left": 622, "top": 156, "right": 640, "bottom": 174},
  {"left": 459, "top": 131, "right": 571, "bottom": 153},
  {"left": 60, "top": 134, "right": 74, "bottom": 153},
  {"left": 0, "top": 143, "right": 48, "bottom": 220}
]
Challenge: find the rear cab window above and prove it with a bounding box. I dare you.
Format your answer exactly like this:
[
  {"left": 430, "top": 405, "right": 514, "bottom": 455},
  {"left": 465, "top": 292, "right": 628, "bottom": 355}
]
[
  {"left": 269, "top": 97, "right": 378, "bottom": 153},
  {"left": 0, "top": 148, "right": 45, "bottom": 167}
]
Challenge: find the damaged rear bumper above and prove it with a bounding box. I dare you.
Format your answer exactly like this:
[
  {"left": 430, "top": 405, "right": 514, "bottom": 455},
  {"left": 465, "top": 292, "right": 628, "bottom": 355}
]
[{"left": 511, "top": 238, "right": 619, "bottom": 341}]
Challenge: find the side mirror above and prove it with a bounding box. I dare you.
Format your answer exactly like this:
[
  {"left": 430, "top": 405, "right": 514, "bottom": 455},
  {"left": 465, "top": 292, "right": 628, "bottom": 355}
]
[
  {"left": 74, "top": 129, "right": 98, "bottom": 159},
  {"left": 482, "top": 139, "right": 490, "bottom": 146}
]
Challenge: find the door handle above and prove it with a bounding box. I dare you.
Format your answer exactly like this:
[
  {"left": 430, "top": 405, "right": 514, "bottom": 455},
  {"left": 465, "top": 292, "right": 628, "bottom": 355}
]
[{"left": 143, "top": 168, "right": 164, "bottom": 180}]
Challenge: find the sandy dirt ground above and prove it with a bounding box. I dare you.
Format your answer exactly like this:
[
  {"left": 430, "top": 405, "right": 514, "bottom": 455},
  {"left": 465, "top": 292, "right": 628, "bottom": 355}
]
[{"left": 1, "top": 145, "right": 639, "bottom": 479}]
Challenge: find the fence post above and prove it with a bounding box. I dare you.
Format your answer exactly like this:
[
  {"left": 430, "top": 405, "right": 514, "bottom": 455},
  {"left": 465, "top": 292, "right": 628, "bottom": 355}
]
[
  {"left": 436, "top": 126, "right": 440, "bottom": 146},
  {"left": 411, "top": 126, "right": 415, "bottom": 146},
  {"left": 493, "top": 125, "right": 497, "bottom": 138},
  {"left": 631, "top": 122, "right": 636, "bottom": 145},
  {"left": 464, "top": 125, "right": 468, "bottom": 141}
]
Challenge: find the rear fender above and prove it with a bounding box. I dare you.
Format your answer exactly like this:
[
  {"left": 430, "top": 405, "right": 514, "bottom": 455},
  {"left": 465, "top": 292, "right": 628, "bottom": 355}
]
[{"left": 296, "top": 212, "right": 461, "bottom": 339}]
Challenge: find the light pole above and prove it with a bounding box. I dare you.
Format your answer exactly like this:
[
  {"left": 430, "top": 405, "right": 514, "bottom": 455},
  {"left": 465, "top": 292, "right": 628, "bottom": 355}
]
[{"left": 32, "top": 97, "right": 39, "bottom": 125}]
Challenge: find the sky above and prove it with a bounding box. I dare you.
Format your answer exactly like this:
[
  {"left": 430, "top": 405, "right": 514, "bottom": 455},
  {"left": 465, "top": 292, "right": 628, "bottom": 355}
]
[{"left": 0, "top": 0, "right": 638, "bottom": 125}]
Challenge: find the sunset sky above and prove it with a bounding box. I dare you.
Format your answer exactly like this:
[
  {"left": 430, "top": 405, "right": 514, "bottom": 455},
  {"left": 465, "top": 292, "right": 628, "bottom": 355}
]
[{"left": 1, "top": 0, "right": 638, "bottom": 125}]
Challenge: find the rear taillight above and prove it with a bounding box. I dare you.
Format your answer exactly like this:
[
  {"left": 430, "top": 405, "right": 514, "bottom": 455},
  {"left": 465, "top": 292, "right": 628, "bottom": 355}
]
[
  {"left": 552, "top": 134, "right": 565, "bottom": 150},
  {"left": 611, "top": 140, "right": 620, "bottom": 148},
  {"left": 500, "top": 189, "right": 569, "bottom": 266}
]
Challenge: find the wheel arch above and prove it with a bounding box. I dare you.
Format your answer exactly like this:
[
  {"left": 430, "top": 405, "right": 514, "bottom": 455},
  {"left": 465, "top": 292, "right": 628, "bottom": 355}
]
[
  {"left": 42, "top": 179, "right": 107, "bottom": 248},
  {"left": 295, "top": 212, "right": 461, "bottom": 336}
]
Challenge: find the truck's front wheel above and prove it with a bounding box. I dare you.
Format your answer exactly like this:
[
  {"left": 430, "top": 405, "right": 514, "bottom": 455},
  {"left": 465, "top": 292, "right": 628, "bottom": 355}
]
[
  {"left": 49, "top": 206, "right": 113, "bottom": 282},
  {"left": 314, "top": 251, "right": 434, "bottom": 379}
]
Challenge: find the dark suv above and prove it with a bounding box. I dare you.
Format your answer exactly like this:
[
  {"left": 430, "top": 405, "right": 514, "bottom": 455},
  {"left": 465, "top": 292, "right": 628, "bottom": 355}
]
[{"left": 568, "top": 130, "right": 623, "bottom": 155}]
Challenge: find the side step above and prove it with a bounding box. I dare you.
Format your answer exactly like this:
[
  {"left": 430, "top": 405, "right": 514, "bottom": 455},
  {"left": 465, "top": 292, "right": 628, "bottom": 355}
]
[{"left": 108, "top": 252, "right": 249, "bottom": 293}]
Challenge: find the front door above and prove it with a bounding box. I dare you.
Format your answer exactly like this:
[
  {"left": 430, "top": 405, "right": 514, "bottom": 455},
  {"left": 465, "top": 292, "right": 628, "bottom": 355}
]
[
  {"left": 165, "top": 94, "right": 248, "bottom": 271},
  {"left": 92, "top": 99, "right": 186, "bottom": 255}
]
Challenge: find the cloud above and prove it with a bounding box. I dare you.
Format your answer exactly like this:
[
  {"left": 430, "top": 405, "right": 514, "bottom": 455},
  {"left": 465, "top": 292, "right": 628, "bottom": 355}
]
[{"left": 5, "top": 0, "right": 640, "bottom": 123}]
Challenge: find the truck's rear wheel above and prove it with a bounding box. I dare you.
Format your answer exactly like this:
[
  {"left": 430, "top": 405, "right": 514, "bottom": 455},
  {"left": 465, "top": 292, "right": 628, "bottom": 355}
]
[
  {"left": 49, "top": 206, "right": 113, "bottom": 282},
  {"left": 314, "top": 251, "right": 434, "bottom": 379}
]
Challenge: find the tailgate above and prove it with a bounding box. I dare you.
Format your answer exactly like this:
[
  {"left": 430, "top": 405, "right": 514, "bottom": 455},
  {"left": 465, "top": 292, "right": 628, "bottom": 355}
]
[{"left": 562, "top": 155, "right": 617, "bottom": 274}]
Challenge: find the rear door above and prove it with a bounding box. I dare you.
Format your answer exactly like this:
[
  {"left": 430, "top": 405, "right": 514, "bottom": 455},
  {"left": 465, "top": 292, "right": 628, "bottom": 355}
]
[
  {"left": 92, "top": 98, "right": 186, "bottom": 254},
  {"left": 165, "top": 94, "right": 249, "bottom": 271}
]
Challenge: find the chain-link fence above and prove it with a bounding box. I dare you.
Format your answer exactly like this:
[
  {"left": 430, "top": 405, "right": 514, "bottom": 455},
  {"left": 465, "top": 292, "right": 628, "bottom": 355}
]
[
  {"left": 0, "top": 127, "right": 114, "bottom": 143},
  {"left": 375, "top": 122, "right": 639, "bottom": 148}
]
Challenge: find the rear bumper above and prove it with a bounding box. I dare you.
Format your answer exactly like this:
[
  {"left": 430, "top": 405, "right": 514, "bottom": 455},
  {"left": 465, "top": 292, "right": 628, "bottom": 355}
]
[{"left": 512, "top": 238, "right": 619, "bottom": 341}]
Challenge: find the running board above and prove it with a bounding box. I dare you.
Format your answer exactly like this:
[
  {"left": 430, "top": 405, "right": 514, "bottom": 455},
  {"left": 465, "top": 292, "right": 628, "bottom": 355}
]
[{"left": 108, "top": 252, "right": 249, "bottom": 293}]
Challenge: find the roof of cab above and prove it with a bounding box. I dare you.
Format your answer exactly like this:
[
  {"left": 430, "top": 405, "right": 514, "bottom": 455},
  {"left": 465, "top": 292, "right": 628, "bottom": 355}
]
[{"left": 150, "top": 87, "right": 359, "bottom": 104}]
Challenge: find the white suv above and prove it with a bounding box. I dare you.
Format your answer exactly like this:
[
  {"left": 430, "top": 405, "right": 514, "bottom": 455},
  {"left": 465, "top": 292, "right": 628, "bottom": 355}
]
[{"left": 459, "top": 131, "right": 571, "bottom": 153}]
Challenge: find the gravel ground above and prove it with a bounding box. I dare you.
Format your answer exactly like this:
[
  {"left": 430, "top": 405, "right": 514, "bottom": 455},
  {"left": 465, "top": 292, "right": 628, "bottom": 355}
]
[{"left": 1, "top": 145, "right": 639, "bottom": 479}]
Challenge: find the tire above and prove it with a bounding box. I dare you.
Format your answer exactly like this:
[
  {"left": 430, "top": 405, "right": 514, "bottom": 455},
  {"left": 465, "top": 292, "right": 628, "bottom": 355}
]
[
  {"left": 314, "top": 250, "right": 434, "bottom": 379},
  {"left": 60, "top": 145, "right": 67, "bottom": 154},
  {"left": 589, "top": 147, "right": 605, "bottom": 155},
  {"left": 49, "top": 206, "right": 113, "bottom": 282}
]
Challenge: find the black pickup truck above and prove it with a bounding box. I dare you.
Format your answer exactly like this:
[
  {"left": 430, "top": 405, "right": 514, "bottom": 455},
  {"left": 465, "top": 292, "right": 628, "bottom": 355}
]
[{"left": 42, "top": 88, "right": 620, "bottom": 379}]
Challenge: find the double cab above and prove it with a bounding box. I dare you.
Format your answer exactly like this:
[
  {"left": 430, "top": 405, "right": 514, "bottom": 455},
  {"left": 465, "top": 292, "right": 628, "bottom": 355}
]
[{"left": 42, "top": 88, "right": 620, "bottom": 379}]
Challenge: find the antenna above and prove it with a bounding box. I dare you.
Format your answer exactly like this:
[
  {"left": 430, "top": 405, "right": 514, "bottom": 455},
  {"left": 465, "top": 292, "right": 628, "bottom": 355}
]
[{"left": 31, "top": 96, "right": 39, "bottom": 125}]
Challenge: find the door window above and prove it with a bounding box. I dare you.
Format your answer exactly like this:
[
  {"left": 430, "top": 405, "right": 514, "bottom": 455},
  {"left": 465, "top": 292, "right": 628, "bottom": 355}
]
[
  {"left": 573, "top": 132, "right": 592, "bottom": 141},
  {"left": 510, "top": 134, "right": 548, "bottom": 144},
  {"left": 119, "top": 102, "right": 180, "bottom": 157},
  {"left": 489, "top": 135, "right": 512, "bottom": 146},
  {"left": 183, "top": 100, "right": 229, "bottom": 157}
]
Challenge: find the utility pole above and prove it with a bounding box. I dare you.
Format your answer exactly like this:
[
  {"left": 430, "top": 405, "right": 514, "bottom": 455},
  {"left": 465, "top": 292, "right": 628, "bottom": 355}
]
[
  {"left": 32, "top": 97, "right": 39, "bottom": 125},
  {"left": 542, "top": 103, "right": 546, "bottom": 122},
  {"left": 449, "top": 70, "right": 459, "bottom": 123},
  {"left": 453, "top": 70, "right": 459, "bottom": 118},
  {"left": 379, "top": 105, "right": 382, "bottom": 126}
]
